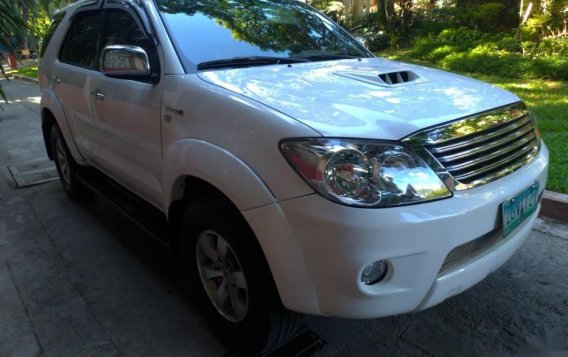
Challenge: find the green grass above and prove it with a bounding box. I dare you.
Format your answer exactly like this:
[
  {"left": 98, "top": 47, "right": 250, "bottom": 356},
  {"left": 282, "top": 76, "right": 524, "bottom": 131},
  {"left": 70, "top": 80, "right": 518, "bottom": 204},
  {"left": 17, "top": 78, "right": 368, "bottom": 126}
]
[
  {"left": 379, "top": 49, "right": 568, "bottom": 193},
  {"left": 9, "top": 65, "right": 38, "bottom": 79}
]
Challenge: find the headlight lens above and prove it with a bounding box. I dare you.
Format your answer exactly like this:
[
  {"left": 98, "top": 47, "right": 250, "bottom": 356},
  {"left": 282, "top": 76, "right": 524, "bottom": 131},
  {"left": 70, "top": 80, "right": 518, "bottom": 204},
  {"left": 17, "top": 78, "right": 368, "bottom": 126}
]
[{"left": 280, "top": 139, "right": 452, "bottom": 207}]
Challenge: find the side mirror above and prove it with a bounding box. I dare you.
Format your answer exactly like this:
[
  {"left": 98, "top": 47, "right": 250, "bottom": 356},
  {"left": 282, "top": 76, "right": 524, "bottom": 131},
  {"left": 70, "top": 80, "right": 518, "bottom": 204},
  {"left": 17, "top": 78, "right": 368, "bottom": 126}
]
[{"left": 100, "top": 45, "right": 151, "bottom": 77}]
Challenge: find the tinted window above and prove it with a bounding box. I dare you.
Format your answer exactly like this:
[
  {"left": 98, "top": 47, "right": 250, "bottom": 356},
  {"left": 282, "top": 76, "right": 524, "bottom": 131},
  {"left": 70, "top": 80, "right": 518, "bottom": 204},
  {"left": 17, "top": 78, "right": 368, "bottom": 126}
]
[
  {"left": 157, "top": 0, "right": 369, "bottom": 68},
  {"left": 104, "top": 10, "right": 148, "bottom": 48},
  {"left": 59, "top": 11, "right": 101, "bottom": 68},
  {"left": 40, "top": 12, "right": 65, "bottom": 58},
  {"left": 103, "top": 10, "right": 159, "bottom": 73}
]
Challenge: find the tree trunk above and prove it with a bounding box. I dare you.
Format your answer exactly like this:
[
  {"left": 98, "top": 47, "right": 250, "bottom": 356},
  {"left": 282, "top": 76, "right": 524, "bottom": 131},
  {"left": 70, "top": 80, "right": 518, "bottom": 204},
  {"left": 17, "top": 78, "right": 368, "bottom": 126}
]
[
  {"left": 516, "top": 0, "right": 534, "bottom": 46},
  {"left": 386, "top": 0, "right": 394, "bottom": 33},
  {"left": 351, "top": 0, "right": 360, "bottom": 17},
  {"left": 8, "top": 53, "right": 18, "bottom": 69},
  {"left": 18, "top": 1, "right": 30, "bottom": 58}
]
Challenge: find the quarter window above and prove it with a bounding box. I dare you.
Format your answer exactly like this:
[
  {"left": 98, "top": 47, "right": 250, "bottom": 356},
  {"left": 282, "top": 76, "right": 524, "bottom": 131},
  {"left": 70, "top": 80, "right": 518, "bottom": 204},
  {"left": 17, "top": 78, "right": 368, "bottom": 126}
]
[
  {"left": 59, "top": 11, "right": 101, "bottom": 68},
  {"left": 40, "top": 12, "right": 65, "bottom": 58}
]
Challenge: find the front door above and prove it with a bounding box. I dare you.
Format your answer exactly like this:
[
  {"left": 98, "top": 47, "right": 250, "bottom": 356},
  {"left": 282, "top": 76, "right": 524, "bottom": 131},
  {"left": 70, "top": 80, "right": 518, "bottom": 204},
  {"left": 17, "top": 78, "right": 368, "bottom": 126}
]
[{"left": 90, "top": 8, "right": 164, "bottom": 208}]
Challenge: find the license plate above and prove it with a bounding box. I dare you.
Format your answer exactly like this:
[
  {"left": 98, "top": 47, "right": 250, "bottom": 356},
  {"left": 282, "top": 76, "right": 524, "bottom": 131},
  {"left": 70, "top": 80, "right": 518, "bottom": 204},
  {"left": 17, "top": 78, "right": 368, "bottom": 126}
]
[{"left": 502, "top": 182, "right": 540, "bottom": 237}]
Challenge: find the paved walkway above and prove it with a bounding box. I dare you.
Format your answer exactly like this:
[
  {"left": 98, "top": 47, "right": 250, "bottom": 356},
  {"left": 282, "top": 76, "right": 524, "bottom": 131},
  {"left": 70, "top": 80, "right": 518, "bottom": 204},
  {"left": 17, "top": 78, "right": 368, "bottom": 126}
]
[{"left": 0, "top": 79, "right": 224, "bottom": 356}]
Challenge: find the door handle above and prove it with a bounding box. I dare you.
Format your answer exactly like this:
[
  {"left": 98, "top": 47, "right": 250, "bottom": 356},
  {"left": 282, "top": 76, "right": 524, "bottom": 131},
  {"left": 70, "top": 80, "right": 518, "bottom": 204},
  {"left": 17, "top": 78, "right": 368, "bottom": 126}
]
[{"left": 91, "top": 90, "right": 105, "bottom": 101}]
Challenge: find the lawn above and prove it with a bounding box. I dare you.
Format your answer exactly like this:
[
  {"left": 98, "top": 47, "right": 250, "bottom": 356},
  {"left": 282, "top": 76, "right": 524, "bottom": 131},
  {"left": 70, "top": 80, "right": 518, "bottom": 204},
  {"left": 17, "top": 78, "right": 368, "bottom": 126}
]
[
  {"left": 9, "top": 65, "right": 38, "bottom": 79},
  {"left": 380, "top": 49, "right": 567, "bottom": 194}
]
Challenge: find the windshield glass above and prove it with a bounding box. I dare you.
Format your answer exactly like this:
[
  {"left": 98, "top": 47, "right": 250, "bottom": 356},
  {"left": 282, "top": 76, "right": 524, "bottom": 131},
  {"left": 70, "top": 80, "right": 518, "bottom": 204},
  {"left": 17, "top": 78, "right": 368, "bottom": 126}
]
[{"left": 157, "top": 0, "right": 371, "bottom": 70}]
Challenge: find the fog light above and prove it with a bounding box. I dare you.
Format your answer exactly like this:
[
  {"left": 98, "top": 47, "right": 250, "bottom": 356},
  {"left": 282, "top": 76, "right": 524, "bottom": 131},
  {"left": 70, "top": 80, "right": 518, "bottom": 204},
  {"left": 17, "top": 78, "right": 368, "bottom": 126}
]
[{"left": 361, "top": 260, "right": 388, "bottom": 285}]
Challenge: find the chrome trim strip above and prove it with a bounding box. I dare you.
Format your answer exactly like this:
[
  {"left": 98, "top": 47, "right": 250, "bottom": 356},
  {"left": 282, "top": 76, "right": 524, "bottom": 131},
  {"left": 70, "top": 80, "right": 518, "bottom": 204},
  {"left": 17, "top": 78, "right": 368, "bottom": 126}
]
[
  {"left": 429, "top": 115, "right": 532, "bottom": 154},
  {"left": 403, "top": 102, "right": 528, "bottom": 145},
  {"left": 453, "top": 143, "right": 538, "bottom": 182},
  {"left": 442, "top": 132, "right": 536, "bottom": 171},
  {"left": 437, "top": 125, "right": 534, "bottom": 163},
  {"left": 403, "top": 102, "right": 541, "bottom": 191},
  {"left": 438, "top": 229, "right": 502, "bottom": 276}
]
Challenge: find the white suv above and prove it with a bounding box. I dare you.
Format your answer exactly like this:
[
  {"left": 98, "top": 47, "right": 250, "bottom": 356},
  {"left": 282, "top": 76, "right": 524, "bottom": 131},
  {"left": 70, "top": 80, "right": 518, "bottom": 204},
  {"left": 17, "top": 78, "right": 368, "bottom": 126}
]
[{"left": 39, "top": 0, "right": 549, "bottom": 353}]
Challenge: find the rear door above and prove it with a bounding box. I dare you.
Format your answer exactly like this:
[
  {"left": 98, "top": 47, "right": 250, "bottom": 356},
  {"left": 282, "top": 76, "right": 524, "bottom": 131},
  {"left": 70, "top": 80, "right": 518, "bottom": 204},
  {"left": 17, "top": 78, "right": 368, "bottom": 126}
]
[{"left": 55, "top": 8, "right": 104, "bottom": 162}]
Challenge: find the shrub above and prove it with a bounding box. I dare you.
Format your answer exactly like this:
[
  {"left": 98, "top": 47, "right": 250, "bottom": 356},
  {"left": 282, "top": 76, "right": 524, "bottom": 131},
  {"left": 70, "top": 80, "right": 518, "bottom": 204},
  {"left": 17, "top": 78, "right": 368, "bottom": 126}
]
[
  {"left": 407, "top": 30, "right": 568, "bottom": 81},
  {"left": 472, "top": 3, "right": 506, "bottom": 32},
  {"left": 437, "top": 27, "right": 485, "bottom": 42},
  {"left": 494, "top": 32, "right": 520, "bottom": 52}
]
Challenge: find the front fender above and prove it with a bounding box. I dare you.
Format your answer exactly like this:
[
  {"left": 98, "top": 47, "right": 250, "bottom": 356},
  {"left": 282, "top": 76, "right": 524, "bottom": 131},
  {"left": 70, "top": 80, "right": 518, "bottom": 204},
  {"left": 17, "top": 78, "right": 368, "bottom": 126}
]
[
  {"left": 163, "top": 139, "right": 276, "bottom": 212},
  {"left": 41, "top": 89, "right": 86, "bottom": 165}
]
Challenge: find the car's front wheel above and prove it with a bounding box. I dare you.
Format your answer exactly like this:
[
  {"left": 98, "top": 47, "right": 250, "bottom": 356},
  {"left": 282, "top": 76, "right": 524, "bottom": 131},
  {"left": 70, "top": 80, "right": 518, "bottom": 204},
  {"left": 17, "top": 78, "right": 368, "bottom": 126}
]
[{"left": 181, "top": 196, "right": 303, "bottom": 354}]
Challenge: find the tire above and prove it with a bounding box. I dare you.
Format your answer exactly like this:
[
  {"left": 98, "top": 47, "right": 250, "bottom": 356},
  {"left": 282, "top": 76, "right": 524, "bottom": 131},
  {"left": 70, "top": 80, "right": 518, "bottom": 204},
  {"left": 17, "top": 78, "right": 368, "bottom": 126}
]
[
  {"left": 181, "top": 197, "right": 304, "bottom": 355},
  {"left": 50, "top": 125, "right": 90, "bottom": 200}
]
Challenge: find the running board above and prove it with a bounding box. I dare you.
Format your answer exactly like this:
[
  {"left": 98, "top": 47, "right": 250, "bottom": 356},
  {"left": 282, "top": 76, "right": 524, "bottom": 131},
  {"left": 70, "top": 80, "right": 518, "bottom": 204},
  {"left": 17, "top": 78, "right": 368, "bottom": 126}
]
[{"left": 76, "top": 167, "right": 168, "bottom": 242}]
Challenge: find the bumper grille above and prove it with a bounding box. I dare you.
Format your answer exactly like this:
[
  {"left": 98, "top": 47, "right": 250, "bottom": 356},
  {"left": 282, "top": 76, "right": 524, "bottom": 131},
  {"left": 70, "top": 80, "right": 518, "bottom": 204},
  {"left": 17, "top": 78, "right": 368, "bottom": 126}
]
[
  {"left": 403, "top": 103, "right": 540, "bottom": 191},
  {"left": 438, "top": 229, "right": 502, "bottom": 276}
]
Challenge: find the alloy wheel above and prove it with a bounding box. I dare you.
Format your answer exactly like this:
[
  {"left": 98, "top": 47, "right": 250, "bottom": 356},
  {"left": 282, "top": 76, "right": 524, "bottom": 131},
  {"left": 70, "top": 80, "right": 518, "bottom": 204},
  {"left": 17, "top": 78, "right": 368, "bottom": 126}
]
[
  {"left": 196, "top": 230, "right": 249, "bottom": 322},
  {"left": 55, "top": 136, "right": 71, "bottom": 184}
]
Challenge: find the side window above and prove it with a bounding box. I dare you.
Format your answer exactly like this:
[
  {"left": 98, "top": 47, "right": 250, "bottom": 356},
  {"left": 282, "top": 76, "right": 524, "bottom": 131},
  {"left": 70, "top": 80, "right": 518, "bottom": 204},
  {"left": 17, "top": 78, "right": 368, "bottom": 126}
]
[
  {"left": 104, "top": 10, "right": 148, "bottom": 48},
  {"left": 103, "top": 10, "right": 160, "bottom": 75},
  {"left": 40, "top": 12, "right": 65, "bottom": 58},
  {"left": 59, "top": 11, "right": 101, "bottom": 68}
]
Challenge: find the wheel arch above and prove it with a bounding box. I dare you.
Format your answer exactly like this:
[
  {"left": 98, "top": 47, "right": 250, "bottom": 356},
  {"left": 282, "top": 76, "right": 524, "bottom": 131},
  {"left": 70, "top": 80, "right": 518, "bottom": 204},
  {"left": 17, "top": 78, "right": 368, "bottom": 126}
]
[
  {"left": 40, "top": 90, "right": 86, "bottom": 165},
  {"left": 164, "top": 140, "right": 321, "bottom": 315},
  {"left": 41, "top": 108, "right": 57, "bottom": 160},
  {"left": 163, "top": 139, "right": 277, "bottom": 259},
  {"left": 163, "top": 139, "right": 277, "bottom": 213},
  {"left": 167, "top": 176, "right": 237, "bottom": 258}
]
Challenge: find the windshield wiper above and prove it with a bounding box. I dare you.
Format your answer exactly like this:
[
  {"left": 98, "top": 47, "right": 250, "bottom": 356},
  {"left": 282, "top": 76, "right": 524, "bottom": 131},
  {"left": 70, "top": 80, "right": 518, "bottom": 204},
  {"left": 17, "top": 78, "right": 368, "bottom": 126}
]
[
  {"left": 197, "top": 56, "right": 309, "bottom": 70},
  {"left": 299, "top": 54, "right": 364, "bottom": 62}
]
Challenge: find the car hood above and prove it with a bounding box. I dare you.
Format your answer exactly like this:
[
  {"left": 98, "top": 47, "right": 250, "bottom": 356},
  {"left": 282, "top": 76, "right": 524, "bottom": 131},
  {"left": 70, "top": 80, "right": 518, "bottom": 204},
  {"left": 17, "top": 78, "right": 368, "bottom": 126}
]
[{"left": 197, "top": 57, "right": 520, "bottom": 140}]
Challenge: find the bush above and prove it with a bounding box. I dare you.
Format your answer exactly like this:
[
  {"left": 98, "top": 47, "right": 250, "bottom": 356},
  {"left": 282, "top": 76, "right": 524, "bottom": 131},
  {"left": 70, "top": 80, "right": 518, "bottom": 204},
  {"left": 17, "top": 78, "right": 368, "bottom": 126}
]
[
  {"left": 408, "top": 29, "right": 568, "bottom": 81},
  {"left": 472, "top": 3, "right": 506, "bottom": 32},
  {"left": 495, "top": 33, "right": 520, "bottom": 52},
  {"left": 523, "top": 37, "right": 568, "bottom": 57},
  {"left": 437, "top": 27, "right": 485, "bottom": 42}
]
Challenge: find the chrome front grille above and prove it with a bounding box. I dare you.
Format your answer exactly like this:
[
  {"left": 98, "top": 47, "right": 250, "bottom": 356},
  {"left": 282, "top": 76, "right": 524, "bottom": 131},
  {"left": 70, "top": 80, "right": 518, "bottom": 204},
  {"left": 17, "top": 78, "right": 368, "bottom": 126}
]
[
  {"left": 403, "top": 102, "right": 541, "bottom": 191},
  {"left": 438, "top": 229, "right": 502, "bottom": 276}
]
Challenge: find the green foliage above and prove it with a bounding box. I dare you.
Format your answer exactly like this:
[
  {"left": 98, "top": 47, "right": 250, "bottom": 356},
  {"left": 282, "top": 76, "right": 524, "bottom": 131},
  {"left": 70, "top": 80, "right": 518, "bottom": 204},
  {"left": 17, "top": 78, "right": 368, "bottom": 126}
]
[
  {"left": 522, "top": 36, "right": 568, "bottom": 57},
  {"left": 437, "top": 27, "right": 485, "bottom": 42},
  {"left": 345, "top": 12, "right": 390, "bottom": 51},
  {"left": 413, "top": 2, "right": 516, "bottom": 36},
  {"left": 407, "top": 26, "right": 568, "bottom": 81},
  {"left": 472, "top": 2, "right": 506, "bottom": 32},
  {"left": 9, "top": 65, "right": 38, "bottom": 78},
  {"left": 0, "top": 0, "right": 32, "bottom": 108},
  {"left": 307, "top": 0, "right": 345, "bottom": 21}
]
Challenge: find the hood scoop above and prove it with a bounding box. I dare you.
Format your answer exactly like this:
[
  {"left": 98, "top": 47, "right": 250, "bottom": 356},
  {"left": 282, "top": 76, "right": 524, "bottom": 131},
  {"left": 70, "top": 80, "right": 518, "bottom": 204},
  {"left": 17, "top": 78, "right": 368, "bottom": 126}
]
[{"left": 334, "top": 69, "right": 427, "bottom": 87}]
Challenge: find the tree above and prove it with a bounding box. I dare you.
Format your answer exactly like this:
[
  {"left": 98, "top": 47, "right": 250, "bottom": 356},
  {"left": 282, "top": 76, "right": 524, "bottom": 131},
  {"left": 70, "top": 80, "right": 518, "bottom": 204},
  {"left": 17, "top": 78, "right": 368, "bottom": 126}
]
[
  {"left": 0, "top": 0, "right": 70, "bottom": 108},
  {"left": 0, "top": 0, "right": 30, "bottom": 108}
]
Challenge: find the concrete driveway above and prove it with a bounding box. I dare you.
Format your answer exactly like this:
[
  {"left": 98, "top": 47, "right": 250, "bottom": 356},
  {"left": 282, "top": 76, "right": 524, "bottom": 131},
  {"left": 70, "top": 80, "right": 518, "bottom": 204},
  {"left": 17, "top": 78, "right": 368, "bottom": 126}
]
[{"left": 1, "top": 78, "right": 567, "bottom": 356}]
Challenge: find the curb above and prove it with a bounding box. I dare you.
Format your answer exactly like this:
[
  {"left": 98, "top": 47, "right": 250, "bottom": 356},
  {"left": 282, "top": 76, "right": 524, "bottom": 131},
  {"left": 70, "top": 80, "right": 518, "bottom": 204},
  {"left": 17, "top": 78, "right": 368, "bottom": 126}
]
[
  {"left": 540, "top": 190, "right": 568, "bottom": 223},
  {"left": 9, "top": 74, "right": 39, "bottom": 85}
]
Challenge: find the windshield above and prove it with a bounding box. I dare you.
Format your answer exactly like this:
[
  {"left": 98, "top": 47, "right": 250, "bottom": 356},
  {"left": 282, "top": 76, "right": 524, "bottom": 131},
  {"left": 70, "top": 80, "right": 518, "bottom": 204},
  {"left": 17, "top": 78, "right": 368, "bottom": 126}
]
[{"left": 157, "top": 0, "right": 371, "bottom": 70}]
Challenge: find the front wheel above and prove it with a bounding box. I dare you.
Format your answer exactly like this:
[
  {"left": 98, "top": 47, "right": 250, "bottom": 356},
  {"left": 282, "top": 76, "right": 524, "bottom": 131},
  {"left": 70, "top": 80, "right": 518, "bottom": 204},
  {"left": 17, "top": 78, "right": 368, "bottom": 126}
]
[
  {"left": 181, "top": 197, "right": 303, "bottom": 354},
  {"left": 50, "top": 125, "right": 90, "bottom": 200}
]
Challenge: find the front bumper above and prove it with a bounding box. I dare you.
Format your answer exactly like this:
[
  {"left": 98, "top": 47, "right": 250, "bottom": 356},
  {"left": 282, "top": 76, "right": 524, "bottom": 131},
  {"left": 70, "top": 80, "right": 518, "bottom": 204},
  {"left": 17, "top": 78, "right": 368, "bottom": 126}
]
[{"left": 244, "top": 144, "right": 549, "bottom": 318}]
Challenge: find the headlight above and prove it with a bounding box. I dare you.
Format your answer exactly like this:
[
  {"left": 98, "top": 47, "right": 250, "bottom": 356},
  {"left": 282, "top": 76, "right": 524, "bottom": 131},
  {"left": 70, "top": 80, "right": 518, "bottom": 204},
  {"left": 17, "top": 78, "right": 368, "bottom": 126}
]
[{"left": 280, "top": 139, "right": 452, "bottom": 207}]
